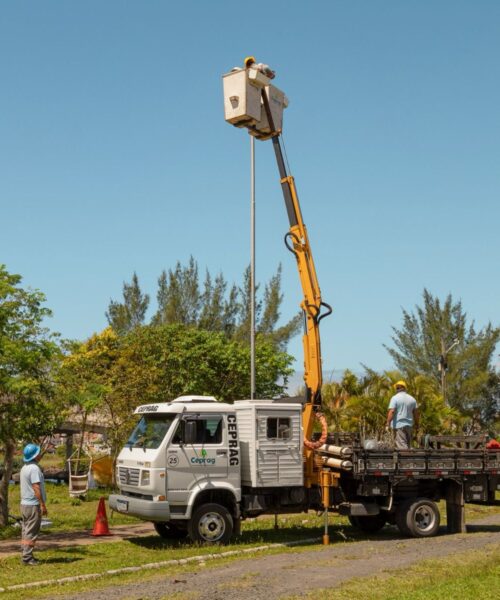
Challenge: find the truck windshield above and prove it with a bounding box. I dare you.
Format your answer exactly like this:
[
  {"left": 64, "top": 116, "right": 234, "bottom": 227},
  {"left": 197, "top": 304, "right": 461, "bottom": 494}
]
[{"left": 126, "top": 414, "right": 176, "bottom": 449}]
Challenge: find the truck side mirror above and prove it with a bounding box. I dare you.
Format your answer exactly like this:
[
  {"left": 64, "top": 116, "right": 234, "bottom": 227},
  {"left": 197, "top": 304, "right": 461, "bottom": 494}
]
[{"left": 184, "top": 421, "right": 197, "bottom": 445}]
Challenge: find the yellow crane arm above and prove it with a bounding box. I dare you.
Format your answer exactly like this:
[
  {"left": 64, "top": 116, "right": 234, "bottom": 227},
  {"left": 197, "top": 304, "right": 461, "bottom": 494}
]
[
  {"left": 269, "top": 134, "right": 332, "bottom": 483},
  {"left": 270, "top": 134, "right": 332, "bottom": 403},
  {"left": 275, "top": 146, "right": 328, "bottom": 400},
  {"left": 259, "top": 91, "right": 332, "bottom": 414}
]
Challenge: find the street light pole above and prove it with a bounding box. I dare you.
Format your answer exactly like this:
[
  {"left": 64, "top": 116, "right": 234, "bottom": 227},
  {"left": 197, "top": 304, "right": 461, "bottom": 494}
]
[{"left": 250, "top": 135, "right": 256, "bottom": 400}]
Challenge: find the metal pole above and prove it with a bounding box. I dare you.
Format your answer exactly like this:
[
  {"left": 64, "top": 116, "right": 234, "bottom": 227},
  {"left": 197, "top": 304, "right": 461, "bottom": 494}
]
[
  {"left": 250, "top": 135, "right": 256, "bottom": 399},
  {"left": 440, "top": 338, "right": 459, "bottom": 405},
  {"left": 440, "top": 338, "right": 446, "bottom": 404}
]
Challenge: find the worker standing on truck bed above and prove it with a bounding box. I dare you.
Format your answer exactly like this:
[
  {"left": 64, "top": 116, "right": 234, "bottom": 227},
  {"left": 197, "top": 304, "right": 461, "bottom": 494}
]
[{"left": 386, "top": 381, "right": 419, "bottom": 449}]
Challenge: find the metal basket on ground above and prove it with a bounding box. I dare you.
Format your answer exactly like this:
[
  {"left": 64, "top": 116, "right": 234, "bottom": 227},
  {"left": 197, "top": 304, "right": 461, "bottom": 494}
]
[{"left": 67, "top": 450, "right": 93, "bottom": 498}]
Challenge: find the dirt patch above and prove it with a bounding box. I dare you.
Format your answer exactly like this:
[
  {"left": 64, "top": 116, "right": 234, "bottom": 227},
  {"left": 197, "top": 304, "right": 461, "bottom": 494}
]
[
  {"left": 0, "top": 523, "right": 155, "bottom": 558},
  {"left": 62, "top": 514, "right": 500, "bottom": 600}
]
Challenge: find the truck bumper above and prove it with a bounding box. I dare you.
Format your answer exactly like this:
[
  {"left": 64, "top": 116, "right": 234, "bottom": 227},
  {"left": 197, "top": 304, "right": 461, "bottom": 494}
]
[{"left": 109, "top": 494, "right": 171, "bottom": 522}]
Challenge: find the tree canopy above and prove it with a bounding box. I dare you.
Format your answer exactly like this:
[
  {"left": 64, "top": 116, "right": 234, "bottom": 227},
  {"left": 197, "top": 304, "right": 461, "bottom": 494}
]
[
  {"left": 321, "top": 369, "right": 463, "bottom": 439},
  {"left": 385, "top": 289, "right": 499, "bottom": 427},
  {"left": 107, "top": 258, "right": 301, "bottom": 350},
  {"left": 58, "top": 324, "right": 294, "bottom": 453},
  {"left": 0, "top": 265, "right": 61, "bottom": 525},
  {"left": 105, "top": 272, "right": 150, "bottom": 334}
]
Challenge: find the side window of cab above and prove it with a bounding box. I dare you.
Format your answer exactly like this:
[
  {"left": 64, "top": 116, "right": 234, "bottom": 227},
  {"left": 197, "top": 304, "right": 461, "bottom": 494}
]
[{"left": 172, "top": 416, "right": 223, "bottom": 445}]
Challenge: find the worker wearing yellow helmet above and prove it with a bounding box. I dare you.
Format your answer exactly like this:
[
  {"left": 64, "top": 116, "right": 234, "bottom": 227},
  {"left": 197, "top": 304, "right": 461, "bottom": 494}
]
[
  {"left": 385, "top": 380, "right": 419, "bottom": 449},
  {"left": 244, "top": 56, "right": 256, "bottom": 68},
  {"left": 243, "top": 55, "right": 275, "bottom": 79}
]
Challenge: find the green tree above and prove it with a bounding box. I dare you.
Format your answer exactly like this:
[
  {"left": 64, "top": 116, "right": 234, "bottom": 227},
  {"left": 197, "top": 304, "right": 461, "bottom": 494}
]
[
  {"left": 154, "top": 257, "right": 200, "bottom": 326},
  {"left": 321, "top": 369, "right": 463, "bottom": 439},
  {"left": 406, "top": 373, "right": 463, "bottom": 435},
  {"left": 346, "top": 370, "right": 395, "bottom": 438},
  {"left": 0, "top": 265, "right": 61, "bottom": 526},
  {"left": 112, "top": 324, "right": 293, "bottom": 413},
  {"left": 385, "top": 289, "right": 499, "bottom": 425},
  {"left": 257, "top": 264, "right": 301, "bottom": 350},
  {"left": 233, "top": 264, "right": 301, "bottom": 349},
  {"left": 58, "top": 329, "right": 121, "bottom": 469},
  {"left": 106, "top": 272, "right": 150, "bottom": 334},
  {"left": 58, "top": 324, "right": 294, "bottom": 452},
  {"left": 149, "top": 258, "right": 300, "bottom": 350},
  {"left": 198, "top": 271, "right": 239, "bottom": 336},
  {"left": 232, "top": 265, "right": 262, "bottom": 343},
  {"left": 322, "top": 370, "right": 361, "bottom": 431}
]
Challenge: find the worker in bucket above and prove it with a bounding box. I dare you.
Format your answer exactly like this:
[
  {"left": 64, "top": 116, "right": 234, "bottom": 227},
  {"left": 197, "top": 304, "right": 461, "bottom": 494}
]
[
  {"left": 19, "top": 443, "right": 47, "bottom": 565},
  {"left": 385, "top": 381, "right": 419, "bottom": 450},
  {"left": 244, "top": 55, "right": 275, "bottom": 79}
]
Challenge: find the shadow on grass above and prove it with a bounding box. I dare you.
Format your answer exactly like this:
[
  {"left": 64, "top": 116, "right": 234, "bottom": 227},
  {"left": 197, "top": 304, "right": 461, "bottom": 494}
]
[
  {"left": 41, "top": 556, "right": 83, "bottom": 564},
  {"left": 126, "top": 523, "right": 404, "bottom": 551},
  {"left": 125, "top": 535, "right": 189, "bottom": 550},
  {"left": 41, "top": 546, "right": 95, "bottom": 558}
]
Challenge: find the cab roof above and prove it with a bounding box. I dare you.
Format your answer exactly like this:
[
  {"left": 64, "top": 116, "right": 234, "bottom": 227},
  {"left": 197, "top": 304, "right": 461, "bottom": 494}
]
[{"left": 134, "top": 395, "right": 233, "bottom": 415}]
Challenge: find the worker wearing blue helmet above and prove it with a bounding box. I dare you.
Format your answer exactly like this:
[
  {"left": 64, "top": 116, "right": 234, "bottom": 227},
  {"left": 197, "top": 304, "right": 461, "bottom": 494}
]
[{"left": 19, "top": 443, "right": 47, "bottom": 565}]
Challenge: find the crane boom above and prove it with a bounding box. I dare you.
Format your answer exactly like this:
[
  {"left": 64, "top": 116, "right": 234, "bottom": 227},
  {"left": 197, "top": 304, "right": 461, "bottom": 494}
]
[
  {"left": 269, "top": 134, "right": 332, "bottom": 483},
  {"left": 270, "top": 135, "right": 332, "bottom": 407}
]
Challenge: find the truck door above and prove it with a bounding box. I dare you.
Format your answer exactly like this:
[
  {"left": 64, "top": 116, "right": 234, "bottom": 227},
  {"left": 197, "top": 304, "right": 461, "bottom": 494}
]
[{"left": 166, "top": 414, "right": 228, "bottom": 505}]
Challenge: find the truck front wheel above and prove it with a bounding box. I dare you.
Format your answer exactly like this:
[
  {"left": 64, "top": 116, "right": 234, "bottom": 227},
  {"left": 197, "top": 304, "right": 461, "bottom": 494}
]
[
  {"left": 396, "top": 498, "right": 440, "bottom": 538},
  {"left": 188, "top": 503, "right": 233, "bottom": 544}
]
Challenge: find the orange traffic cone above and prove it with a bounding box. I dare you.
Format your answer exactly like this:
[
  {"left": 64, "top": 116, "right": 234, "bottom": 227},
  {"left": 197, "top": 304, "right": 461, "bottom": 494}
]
[{"left": 92, "top": 497, "right": 112, "bottom": 536}]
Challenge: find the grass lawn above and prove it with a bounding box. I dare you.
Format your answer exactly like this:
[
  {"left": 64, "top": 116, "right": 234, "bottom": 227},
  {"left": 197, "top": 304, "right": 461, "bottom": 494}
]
[{"left": 301, "top": 543, "right": 500, "bottom": 600}]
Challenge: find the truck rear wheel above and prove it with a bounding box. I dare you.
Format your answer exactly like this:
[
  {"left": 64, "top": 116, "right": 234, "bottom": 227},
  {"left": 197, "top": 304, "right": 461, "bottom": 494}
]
[
  {"left": 396, "top": 498, "right": 440, "bottom": 538},
  {"left": 349, "top": 513, "right": 387, "bottom": 533},
  {"left": 188, "top": 503, "right": 233, "bottom": 544},
  {"left": 153, "top": 522, "right": 187, "bottom": 540}
]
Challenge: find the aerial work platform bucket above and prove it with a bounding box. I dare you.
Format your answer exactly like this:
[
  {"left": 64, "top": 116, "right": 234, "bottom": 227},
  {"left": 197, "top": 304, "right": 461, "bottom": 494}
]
[{"left": 222, "top": 65, "right": 288, "bottom": 139}]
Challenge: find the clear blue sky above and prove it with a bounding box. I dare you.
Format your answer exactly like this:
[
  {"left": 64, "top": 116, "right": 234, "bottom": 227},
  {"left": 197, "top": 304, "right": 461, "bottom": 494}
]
[{"left": 1, "top": 1, "right": 499, "bottom": 377}]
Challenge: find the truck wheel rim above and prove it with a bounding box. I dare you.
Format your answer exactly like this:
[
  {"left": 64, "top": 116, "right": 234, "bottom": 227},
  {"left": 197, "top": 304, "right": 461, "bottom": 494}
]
[
  {"left": 198, "top": 512, "right": 225, "bottom": 541},
  {"left": 414, "top": 505, "right": 436, "bottom": 532}
]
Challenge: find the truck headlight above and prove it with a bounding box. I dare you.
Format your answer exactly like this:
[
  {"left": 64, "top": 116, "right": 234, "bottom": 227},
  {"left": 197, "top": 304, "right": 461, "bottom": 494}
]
[{"left": 141, "top": 470, "right": 150, "bottom": 486}]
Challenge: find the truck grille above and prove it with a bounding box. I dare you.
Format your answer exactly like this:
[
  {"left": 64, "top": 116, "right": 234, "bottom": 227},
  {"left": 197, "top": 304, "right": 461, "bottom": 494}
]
[{"left": 118, "top": 467, "right": 140, "bottom": 486}]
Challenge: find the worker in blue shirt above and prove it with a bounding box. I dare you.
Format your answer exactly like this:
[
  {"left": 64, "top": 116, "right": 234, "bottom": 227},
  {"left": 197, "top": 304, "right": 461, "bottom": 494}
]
[
  {"left": 386, "top": 381, "right": 419, "bottom": 449},
  {"left": 19, "top": 443, "right": 47, "bottom": 565}
]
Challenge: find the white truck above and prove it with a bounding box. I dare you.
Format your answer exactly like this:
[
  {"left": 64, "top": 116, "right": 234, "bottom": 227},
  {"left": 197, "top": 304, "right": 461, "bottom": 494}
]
[
  {"left": 109, "top": 395, "right": 310, "bottom": 543},
  {"left": 109, "top": 394, "right": 500, "bottom": 543}
]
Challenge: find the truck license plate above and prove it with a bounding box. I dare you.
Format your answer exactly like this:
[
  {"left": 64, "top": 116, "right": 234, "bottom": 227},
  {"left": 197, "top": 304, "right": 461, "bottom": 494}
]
[{"left": 116, "top": 500, "right": 128, "bottom": 512}]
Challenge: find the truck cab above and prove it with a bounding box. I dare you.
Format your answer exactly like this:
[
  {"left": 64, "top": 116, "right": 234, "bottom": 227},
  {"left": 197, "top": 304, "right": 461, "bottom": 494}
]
[{"left": 109, "top": 396, "right": 242, "bottom": 541}]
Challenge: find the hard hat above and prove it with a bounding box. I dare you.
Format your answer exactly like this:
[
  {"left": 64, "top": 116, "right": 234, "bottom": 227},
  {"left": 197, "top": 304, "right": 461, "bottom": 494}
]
[
  {"left": 23, "top": 443, "right": 41, "bottom": 463},
  {"left": 394, "top": 380, "right": 407, "bottom": 390},
  {"left": 244, "top": 56, "right": 256, "bottom": 68}
]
